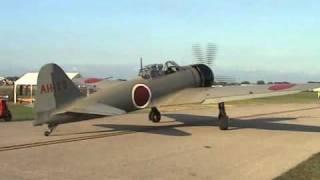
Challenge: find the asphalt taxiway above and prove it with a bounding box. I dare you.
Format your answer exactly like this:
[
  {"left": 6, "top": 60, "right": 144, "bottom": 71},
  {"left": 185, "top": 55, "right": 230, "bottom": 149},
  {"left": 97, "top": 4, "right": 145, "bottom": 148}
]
[{"left": 0, "top": 103, "right": 320, "bottom": 180}]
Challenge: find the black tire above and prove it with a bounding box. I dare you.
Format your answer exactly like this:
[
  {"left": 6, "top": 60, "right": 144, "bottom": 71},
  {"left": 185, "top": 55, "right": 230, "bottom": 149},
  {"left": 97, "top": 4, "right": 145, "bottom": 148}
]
[
  {"left": 219, "top": 116, "right": 229, "bottom": 130},
  {"left": 151, "top": 112, "right": 161, "bottom": 123},
  {"left": 148, "top": 111, "right": 153, "bottom": 121},
  {"left": 4, "top": 111, "right": 12, "bottom": 122},
  {"left": 44, "top": 131, "right": 50, "bottom": 136}
]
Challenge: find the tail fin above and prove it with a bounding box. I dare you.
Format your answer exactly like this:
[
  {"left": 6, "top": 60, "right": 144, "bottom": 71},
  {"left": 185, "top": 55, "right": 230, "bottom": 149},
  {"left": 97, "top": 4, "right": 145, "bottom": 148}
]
[{"left": 34, "top": 63, "right": 81, "bottom": 125}]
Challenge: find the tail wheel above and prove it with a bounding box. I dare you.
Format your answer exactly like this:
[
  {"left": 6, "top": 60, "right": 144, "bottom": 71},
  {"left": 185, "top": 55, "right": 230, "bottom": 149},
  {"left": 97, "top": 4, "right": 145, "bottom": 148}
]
[{"left": 44, "top": 124, "right": 58, "bottom": 136}]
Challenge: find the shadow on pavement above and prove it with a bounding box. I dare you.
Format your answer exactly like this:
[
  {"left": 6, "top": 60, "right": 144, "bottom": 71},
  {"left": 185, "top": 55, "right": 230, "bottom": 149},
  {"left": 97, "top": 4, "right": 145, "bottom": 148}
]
[
  {"left": 53, "top": 112, "right": 320, "bottom": 137},
  {"left": 167, "top": 113, "right": 320, "bottom": 132}
]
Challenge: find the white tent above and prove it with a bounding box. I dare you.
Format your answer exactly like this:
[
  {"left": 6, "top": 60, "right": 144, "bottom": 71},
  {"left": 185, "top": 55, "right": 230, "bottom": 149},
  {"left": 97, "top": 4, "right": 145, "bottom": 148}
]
[
  {"left": 14, "top": 72, "right": 80, "bottom": 103},
  {"left": 313, "top": 88, "right": 320, "bottom": 92}
]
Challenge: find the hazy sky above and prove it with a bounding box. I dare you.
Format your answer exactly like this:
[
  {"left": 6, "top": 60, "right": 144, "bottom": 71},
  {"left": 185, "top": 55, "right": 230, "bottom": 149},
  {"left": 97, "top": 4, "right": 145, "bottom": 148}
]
[{"left": 0, "top": 0, "right": 319, "bottom": 81}]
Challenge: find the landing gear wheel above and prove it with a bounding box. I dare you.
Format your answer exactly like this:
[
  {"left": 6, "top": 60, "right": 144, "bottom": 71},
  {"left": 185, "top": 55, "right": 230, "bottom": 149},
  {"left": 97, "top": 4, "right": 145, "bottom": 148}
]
[
  {"left": 218, "top": 114, "right": 229, "bottom": 130},
  {"left": 218, "top": 102, "right": 229, "bottom": 130},
  {"left": 4, "top": 111, "right": 12, "bottom": 122},
  {"left": 149, "top": 107, "right": 161, "bottom": 123},
  {"left": 150, "top": 112, "right": 161, "bottom": 123},
  {"left": 148, "top": 111, "right": 153, "bottom": 121},
  {"left": 44, "top": 131, "right": 51, "bottom": 136},
  {"left": 44, "top": 124, "right": 57, "bottom": 136}
]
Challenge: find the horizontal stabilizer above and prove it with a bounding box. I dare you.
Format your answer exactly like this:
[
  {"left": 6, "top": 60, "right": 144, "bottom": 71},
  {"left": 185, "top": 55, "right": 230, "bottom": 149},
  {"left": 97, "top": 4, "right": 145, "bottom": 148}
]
[{"left": 55, "top": 103, "right": 126, "bottom": 116}]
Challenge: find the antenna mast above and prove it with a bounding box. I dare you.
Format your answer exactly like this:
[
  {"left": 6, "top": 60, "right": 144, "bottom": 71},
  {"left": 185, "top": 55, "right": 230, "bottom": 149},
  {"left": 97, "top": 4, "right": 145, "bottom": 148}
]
[{"left": 140, "top": 57, "right": 143, "bottom": 71}]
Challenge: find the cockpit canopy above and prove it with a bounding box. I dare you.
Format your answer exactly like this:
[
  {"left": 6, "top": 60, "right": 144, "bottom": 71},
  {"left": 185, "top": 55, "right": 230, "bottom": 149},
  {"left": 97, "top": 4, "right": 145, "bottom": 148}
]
[{"left": 139, "top": 61, "right": 181, "bottom": 79}]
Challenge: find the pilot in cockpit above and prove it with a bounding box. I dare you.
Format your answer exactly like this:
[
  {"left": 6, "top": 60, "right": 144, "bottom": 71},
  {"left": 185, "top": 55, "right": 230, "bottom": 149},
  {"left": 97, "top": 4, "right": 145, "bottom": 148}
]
[
  {"left": 139, "top": 61, "right": 181, "bottom": 79},
  {"left": 164, "top": 61, "right": 180, "bottom": 74}
]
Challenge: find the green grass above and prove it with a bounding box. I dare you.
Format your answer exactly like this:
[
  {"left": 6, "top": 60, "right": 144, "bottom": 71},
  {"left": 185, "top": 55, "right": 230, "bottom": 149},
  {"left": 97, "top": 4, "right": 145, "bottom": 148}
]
[
  {"left": 274, "top": 153, "right": 320, "bottom": 180},
  {"left": 7, "top": 103, "right": 34, "bottom": 121},
  {"left": 228, "top": 91, "right": 319, "bottom": 105}
]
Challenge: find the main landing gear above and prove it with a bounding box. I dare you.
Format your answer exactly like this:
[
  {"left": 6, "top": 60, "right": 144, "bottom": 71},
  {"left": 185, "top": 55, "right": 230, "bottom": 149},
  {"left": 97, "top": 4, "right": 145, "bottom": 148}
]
[
  {"left": 44, "top": 124, "right": 58, "bottom": 136},
  {"left": 149, "top": 107, "right": 161, "bottom": 123},
  {"left": 218, "top": 102, "right": 229, "bottom": 130}
]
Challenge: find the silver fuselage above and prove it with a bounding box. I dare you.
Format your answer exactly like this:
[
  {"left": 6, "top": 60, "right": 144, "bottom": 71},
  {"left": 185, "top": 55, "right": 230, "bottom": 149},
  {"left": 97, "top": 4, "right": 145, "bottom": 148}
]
[{"left": 81, "top": 66, "right": 202, "bottom": 112}]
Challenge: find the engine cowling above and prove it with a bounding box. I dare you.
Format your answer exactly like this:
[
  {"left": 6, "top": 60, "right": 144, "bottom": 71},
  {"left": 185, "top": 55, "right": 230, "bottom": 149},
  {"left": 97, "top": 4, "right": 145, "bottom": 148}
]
[{"left": 192, "top": 64, "right": 214, "bottom": 87}]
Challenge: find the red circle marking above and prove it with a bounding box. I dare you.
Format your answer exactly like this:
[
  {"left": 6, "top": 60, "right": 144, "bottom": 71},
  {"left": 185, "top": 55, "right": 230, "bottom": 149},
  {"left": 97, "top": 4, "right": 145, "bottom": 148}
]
[
  {"left": 268, "top": 84, "right": 296, "bottom": 91},
  {"left": 133, "top": 85, "right": 151, "bottom": 107}
]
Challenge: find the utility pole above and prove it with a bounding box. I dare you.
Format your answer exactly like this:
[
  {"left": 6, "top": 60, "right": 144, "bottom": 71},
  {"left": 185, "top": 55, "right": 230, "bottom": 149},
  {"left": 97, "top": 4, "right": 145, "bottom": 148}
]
[{"left": 140, "top": 57, "right": 143, "bottom": 70}]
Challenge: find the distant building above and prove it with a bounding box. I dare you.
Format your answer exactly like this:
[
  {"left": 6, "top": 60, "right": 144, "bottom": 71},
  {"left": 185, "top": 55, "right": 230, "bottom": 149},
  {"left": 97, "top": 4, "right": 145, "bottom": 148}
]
[
  {"left": 14, "top": 72, "right": 81, "bottom": 104},
  {"left": 215, "top": 75, "right": 236, "bottom": 84}
]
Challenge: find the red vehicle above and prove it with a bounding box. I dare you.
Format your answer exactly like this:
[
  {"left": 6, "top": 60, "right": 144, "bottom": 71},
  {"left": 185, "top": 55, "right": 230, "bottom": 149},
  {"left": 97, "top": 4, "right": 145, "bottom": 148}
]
[{"left": 0, "top": 99, "right": 12, "bottom": 121}]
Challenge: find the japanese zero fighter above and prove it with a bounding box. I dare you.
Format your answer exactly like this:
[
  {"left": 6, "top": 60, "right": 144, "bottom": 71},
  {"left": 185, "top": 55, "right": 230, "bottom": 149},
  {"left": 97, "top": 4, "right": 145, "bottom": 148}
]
[{"left": 34, "top": 61, "right": 320, "bottom": 136}]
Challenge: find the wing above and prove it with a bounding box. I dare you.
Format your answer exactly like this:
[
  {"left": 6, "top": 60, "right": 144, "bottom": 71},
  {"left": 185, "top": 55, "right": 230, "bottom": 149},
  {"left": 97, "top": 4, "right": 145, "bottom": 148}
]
[{"left": 156, "top": 83, "right": 320, "bottom": 106}]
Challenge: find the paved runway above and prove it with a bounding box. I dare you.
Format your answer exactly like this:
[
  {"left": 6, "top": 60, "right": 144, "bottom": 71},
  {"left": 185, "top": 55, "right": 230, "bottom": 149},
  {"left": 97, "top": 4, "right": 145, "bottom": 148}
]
[{"left": 0, "top": 103, "right": 320, "bottom": 180}]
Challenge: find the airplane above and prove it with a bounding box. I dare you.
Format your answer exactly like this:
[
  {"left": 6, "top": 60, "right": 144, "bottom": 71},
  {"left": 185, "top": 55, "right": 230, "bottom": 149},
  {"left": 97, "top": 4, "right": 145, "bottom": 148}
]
[{"left": 34, "top": 61, "right": 320, "bottom": 136}]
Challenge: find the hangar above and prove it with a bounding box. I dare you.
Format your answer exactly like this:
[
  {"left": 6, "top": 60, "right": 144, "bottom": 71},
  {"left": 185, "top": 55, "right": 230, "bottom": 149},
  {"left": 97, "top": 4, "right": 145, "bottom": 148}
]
[{"left": 14, "top": 72, "right": 81, "bottom": 104}]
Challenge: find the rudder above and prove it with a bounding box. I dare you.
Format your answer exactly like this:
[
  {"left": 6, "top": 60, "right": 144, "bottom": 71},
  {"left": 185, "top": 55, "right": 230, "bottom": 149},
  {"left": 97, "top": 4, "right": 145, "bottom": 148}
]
[{"left": 34, "top": 63, "right": 81, "bottom": 125}]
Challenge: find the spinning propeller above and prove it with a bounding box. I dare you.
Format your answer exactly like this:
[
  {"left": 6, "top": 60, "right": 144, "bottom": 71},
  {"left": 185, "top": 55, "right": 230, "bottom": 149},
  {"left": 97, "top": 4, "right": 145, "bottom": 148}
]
[{"left": 192, "top": 43, "right": 217, "bottom": 68}]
